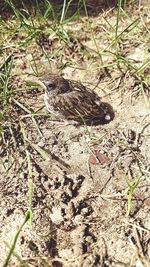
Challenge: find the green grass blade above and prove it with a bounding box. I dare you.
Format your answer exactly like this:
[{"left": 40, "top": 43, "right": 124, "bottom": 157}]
[
  {"left": 3, "top": 212, "right": 30, "bottom": 267},
  {"left": 30, "top": 143, "right": 50, "bottom": 160}
]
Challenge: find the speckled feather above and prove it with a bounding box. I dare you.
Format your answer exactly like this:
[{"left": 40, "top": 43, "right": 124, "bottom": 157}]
[{"left": 37, "top": 75, "right": 114, "bottom": 125}]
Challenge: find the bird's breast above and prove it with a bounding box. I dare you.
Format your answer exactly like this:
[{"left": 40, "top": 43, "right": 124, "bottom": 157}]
[{"left": 44, "top": 92, "right": 61, "bottom": 115}]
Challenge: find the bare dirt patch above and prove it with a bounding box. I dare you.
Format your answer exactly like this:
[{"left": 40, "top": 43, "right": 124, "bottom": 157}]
[{"left": 0, "top": 2, "right": 150, "bottom": 267}]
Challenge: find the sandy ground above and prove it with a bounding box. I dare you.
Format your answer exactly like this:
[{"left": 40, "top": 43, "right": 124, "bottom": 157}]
[{"left": 0, "top": 2, "right": 150, "bottom": 267}]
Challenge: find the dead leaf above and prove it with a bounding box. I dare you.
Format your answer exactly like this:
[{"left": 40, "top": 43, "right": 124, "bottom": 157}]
[{"left": 89, "top": 150, "right": 111, "bottom": 165}]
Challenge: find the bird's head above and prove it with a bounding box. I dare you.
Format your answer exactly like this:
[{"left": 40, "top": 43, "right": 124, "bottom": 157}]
[{"left": 34, "top": 75, "right": 70, "bottom": 95}]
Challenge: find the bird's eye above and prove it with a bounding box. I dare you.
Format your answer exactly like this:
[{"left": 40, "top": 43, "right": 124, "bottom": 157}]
[{"left": 47, "top": 83, "right": 55, "bottom": 92}]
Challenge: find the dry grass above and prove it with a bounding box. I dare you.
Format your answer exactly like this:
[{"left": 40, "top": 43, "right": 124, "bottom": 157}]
[{"left": 0, "top": 0, "right": 150, "bottom": 266}]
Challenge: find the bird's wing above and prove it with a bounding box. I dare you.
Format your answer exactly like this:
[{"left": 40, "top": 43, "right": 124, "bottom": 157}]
[{"left": 50, "top": 90, "right": 107, "bottom": 122}]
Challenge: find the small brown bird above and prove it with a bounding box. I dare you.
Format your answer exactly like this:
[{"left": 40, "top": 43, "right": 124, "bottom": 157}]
[{"left": 35, "top": 75, "right": 114, "bottom": 125}]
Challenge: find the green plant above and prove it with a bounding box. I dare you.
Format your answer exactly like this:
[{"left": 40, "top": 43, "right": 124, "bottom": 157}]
[
  {"left": 125, "top": 175, "right": 141, "bottom": 216},
  {"left": 1, "top": 54, "right": 13, "bottom": 107},
  {"left": 3, "top": 212, "right": 30, "bottom": 267}
]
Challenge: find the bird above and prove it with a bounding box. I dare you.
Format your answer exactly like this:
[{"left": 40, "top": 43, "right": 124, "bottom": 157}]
[{"left": 34, "top": 74, "right": 114, "bottom": 125}]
